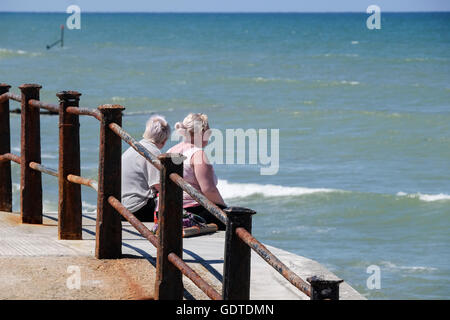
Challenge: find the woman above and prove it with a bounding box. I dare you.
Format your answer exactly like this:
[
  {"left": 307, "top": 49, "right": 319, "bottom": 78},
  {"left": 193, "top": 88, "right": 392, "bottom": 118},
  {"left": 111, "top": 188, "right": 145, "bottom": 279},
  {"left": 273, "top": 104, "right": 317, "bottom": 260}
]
[
  {"left": 168, "top": 113, "right": 227, "bottom": 230},
  {"left": 121, "top": 115, "right": 171, "bottom": 222}
]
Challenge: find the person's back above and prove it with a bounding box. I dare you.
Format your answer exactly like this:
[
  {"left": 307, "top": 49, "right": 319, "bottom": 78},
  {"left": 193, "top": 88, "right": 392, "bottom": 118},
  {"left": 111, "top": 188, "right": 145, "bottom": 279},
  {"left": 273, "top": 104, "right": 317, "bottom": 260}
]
[
  {"left": 167, "top": 144, "right": 214, "bottom": 208},
  {"left": 122, "top": 139, "right": 161, "bottom": 212},
  {"left": 121, "top": 115, "right": 171, "bottom": 221},
  {"left": 168, "top": 113, "right": 226, "bottom": 230}
]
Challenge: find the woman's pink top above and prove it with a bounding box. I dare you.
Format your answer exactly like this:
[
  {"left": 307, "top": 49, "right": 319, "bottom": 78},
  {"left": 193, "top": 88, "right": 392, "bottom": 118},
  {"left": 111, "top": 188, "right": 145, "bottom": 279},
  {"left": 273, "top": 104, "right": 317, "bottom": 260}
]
[{"left": 167, "top": 145, "right": 218, "bottom": 208}]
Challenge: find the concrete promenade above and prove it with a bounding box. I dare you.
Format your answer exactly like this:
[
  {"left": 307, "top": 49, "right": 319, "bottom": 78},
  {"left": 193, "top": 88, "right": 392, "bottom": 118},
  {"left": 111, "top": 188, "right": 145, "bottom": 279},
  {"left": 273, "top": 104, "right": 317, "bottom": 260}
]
[{"left": 0, "top": 210, "right": 365, "bottom": 300}]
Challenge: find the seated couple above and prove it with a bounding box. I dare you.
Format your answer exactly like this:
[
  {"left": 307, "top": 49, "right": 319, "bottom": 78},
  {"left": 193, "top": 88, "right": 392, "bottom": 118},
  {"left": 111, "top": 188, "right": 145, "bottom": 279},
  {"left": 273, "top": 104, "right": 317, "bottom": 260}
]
[{"left": 121, "top": 113, "right": 226, "bottom": 230}]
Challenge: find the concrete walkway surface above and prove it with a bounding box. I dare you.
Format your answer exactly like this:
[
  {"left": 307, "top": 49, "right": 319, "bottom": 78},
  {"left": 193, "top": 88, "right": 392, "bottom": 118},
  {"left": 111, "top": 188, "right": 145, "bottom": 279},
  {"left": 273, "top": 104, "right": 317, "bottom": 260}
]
[{"left": 0, "top": 211, "right": 365, "bottom": 300}]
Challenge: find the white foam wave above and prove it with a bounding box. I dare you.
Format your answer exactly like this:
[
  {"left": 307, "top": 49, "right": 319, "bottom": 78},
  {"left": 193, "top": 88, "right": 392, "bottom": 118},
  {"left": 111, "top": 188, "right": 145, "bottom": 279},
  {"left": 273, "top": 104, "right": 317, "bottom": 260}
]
[
  {"left": 340, "top": 80, "right": 360, "bottom": 86},
  {"left": 0, "top": 48, "right": 41, "bottom": 57},
  {"left": 82, "top": 201, "right": 97, "bottom": 213},
  {"left": 11, "top": 147, "right": 56, "bottom": 159},
  {"left": 41, "top": 153, "right": 57, "bottom": 160},
  {"left": 217, "top": 182, "right": 449, "bottom": 202},
  {"left": 381, "top": 261, "right": 437, "bottom": 273},
  {"left": 217, "top": 179, "right": 339, "bottom": 199},
  {"left": 0, "top": 48, "right": 27, "bottom": 55},
  {"left": 397, "top": 192, "right": 450, "bottom": 202},
  {"left": 315, "top": 79, "right": 360, "bottom": 87},
  {"left": 251, "top": 77, "right": 299, "bottom": 84},
  {"left": 111, "top": 96, "right": 126, "bottom": 102},
  {"left": 43, "top": 200, "right": 57, "bottom": 213}
]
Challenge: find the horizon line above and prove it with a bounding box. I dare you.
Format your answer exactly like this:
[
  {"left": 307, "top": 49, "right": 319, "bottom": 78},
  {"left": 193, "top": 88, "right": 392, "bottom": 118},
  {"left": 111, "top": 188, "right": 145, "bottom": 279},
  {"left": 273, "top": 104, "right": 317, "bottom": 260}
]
[{"left": 1, "top": 10, "right": 449, "bottom": 14}]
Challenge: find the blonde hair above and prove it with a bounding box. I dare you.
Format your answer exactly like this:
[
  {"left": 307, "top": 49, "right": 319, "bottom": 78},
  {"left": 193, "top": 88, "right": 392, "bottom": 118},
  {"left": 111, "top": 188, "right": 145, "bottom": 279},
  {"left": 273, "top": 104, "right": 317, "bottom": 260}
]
[
  {"left": 143, "top": 115, "right": 171, "bottom": 145},
  {"left": 174, "top": 113, "right": 209, "bottom": 138}
]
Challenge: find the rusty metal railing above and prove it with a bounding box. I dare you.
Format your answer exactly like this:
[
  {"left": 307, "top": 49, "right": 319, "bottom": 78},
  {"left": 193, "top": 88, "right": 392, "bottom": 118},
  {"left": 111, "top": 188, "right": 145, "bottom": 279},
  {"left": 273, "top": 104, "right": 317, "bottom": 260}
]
[{"left": 0, "top": 82, "right": 343, "bottom": 300}]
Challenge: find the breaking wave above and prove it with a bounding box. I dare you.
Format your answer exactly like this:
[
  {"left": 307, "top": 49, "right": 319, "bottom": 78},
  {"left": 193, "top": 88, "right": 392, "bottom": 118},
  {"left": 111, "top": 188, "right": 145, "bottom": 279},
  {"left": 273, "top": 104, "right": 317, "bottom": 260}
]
[
  {"left": 217, "top": 179, "right": 340, "bottom": 199},
  {"left": 0, "top": 48, "right": 41, "bottom": 58},
  {"left": 396, "top": 192, "right": 450, "bottom": 202}
]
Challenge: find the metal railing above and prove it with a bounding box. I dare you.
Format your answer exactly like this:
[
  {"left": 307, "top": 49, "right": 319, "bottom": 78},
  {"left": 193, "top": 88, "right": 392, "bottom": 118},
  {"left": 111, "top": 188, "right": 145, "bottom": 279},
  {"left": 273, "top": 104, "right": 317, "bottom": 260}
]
[{"left": 0, "top": 82, "right": 343, "bottom": 300}]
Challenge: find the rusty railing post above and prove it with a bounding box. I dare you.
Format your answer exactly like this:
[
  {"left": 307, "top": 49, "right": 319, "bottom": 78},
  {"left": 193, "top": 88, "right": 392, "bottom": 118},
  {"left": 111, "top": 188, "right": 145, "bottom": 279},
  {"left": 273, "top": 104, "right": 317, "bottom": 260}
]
[
  {"left": 95, "top": 104, "right": 124, "bottom": 259},
  {"left": 155, "top": 153, "right": 185, "bottom": 300},
  {"left": 307, "top": 276, "right": 343, "bottom": 300},
  {"left": 222, "top": 206, "right": 256, "bottom": 300},
  {"left": 57, "top": 91, "right": 82, "bottom": 240},
  {"left": 0, "top": 84, "right": 12, "bottom": 212},
  {"left": 19, "top": 84, "right": 42, "bottom": 224}
]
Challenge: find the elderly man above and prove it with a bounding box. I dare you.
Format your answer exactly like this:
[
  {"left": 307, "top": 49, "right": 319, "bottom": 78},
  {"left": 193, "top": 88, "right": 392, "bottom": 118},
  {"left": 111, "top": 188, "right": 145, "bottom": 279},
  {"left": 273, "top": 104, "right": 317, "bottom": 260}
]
[{"left": 121, "top": 115, "right": 171, "bottom": 222}]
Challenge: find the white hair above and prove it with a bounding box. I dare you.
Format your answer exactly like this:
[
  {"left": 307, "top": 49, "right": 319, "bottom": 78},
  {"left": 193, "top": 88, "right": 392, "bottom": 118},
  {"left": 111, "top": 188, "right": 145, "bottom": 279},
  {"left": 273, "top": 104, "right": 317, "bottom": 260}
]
[
  {"left": 143, "top": 114, "right": 171, "bottom": 145},
  {"left": 174, "top": 113, "right": 209, "bottom": 138}
]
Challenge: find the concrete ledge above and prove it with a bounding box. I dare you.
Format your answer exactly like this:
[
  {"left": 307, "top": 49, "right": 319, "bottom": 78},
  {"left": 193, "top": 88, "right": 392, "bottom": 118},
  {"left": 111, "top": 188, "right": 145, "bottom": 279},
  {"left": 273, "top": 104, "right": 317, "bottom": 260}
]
[{"left": 0, "top": 211, "right": 365, "bottom": 300}]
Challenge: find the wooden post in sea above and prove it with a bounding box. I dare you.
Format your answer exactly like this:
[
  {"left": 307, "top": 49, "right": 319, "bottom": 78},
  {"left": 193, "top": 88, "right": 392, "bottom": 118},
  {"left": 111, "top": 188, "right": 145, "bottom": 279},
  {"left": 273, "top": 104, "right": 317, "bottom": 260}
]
[
  {"left": 155, "top": 153, "right": 185, "bottom": 300},
  {"left": 95, "top": 104, "right": 124, "bottom": 259},
  {"left": 222, "top": 206, "right": 256, "bottom": 300},
  {"left": 60, "top": 25, "right": 64, "bottom": 48},
  {"left": 57, "top": 91, "right": 82, "bottom": 240},
  {"left": 0, "top": 84, "right": 12, "bottom": 212},
  {"left": 19, "top": 84, "right": 42, "bottom": 224}
]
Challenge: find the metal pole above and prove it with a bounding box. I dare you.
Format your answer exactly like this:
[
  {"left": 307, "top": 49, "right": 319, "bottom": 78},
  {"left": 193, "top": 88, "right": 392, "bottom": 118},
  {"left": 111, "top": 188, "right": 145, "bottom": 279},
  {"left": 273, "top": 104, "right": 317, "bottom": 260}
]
[
  {"left": 155, "top": 153, "right": 185, "bottom": 300},
  {"left": 307, "top": 276, "right": 343, "bottom": 300},
  {"left": 235, "top": 226, "right": 312, "bottom": 297},
  {"left": 60, "top": 25, "right": 64, "bottom": 48},
  {"left": 57, "top": 91, "right": 82, "bottom": 240},
  {"left": 0, "top": 84, "right": 12, "bottom": 212},
  {"left": 95, "top": 104, "right": 124, "bottom": 259},
  {"left": 222, "top": 206, "right": 256, "bottom": 300},
  {"left": 19, "top": 84, "right": 42, "bottom": 224}
]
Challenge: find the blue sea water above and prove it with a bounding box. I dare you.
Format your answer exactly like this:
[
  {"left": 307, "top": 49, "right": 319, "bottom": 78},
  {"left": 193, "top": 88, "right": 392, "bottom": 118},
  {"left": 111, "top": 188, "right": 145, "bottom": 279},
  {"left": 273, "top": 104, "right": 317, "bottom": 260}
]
[{"left": 0, "top": 12, "right": 449, "bottom": 299}]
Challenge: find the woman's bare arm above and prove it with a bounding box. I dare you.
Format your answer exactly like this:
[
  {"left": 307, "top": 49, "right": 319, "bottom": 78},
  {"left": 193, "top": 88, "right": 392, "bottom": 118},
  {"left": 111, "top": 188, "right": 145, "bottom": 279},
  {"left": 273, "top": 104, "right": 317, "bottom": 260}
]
[{"left": 192, "top": 150, "right": 226, "bottom": 206}]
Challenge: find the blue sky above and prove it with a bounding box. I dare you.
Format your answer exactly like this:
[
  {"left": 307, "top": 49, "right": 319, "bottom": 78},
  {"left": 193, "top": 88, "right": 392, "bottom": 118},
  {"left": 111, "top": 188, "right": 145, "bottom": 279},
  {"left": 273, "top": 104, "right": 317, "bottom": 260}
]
[{"left": 1, "top": 0, "right": 449, "bottom": 12}]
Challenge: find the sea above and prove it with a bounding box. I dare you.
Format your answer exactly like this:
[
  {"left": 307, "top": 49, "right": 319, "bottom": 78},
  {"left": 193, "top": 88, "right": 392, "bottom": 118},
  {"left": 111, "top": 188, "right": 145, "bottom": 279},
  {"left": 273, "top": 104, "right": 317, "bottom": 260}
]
[{"left": 0, "top": 12, "right": 449, "bottom": 299}]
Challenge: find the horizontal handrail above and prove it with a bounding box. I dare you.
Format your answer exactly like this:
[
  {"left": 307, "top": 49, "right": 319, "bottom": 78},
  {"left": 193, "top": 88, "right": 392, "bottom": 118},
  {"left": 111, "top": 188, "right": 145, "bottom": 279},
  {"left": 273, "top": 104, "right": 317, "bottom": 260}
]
[
  {"left": 0, "top": 153, "right": 21, "bottom": 164},
  {"left": 10, "top": 93, "right": 21, "bottom": 102},
  {"left": 235, "top": 227, "right": 312, "bottom": 297},
  {"left": 28, "top": 99, "right": 59, "bottom": 113},
  {"left": 0, "top": 92, "right": 20, "bottom": 103},
  {"left": 66, "top": 106, "right": 102, "bottom": 121},
  {"left": 0, "top": 92, "right": 102, "bottom": 120},
  {"left": 109, "top": 186, "right": 223, "bottom": 300},
  {"left": 0, "top": 92, "right": 11, "bottom": 103},
  {"left": 29, "top": 161, "right": 58, "bottom": 177},
  {"left": 108, "top": 195, "right": 222, "bottom": 300},
  {"left": 67, "top": 174, "right": 98, "bottom": 191},
  {"left": 108, "top": 122, "right": 161, "bottom": 170},
  {"left": 107, "top": 196, "right": 159, "bottom": 248},
  {"left": 0, "top": 153, "right": 98, "bottom": 192},
  {"left": 168, "top": 252, "right": 222, "bottom": 300},
  {"left": 169, "top": 172, "right": 228, "bottom": 225}
]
